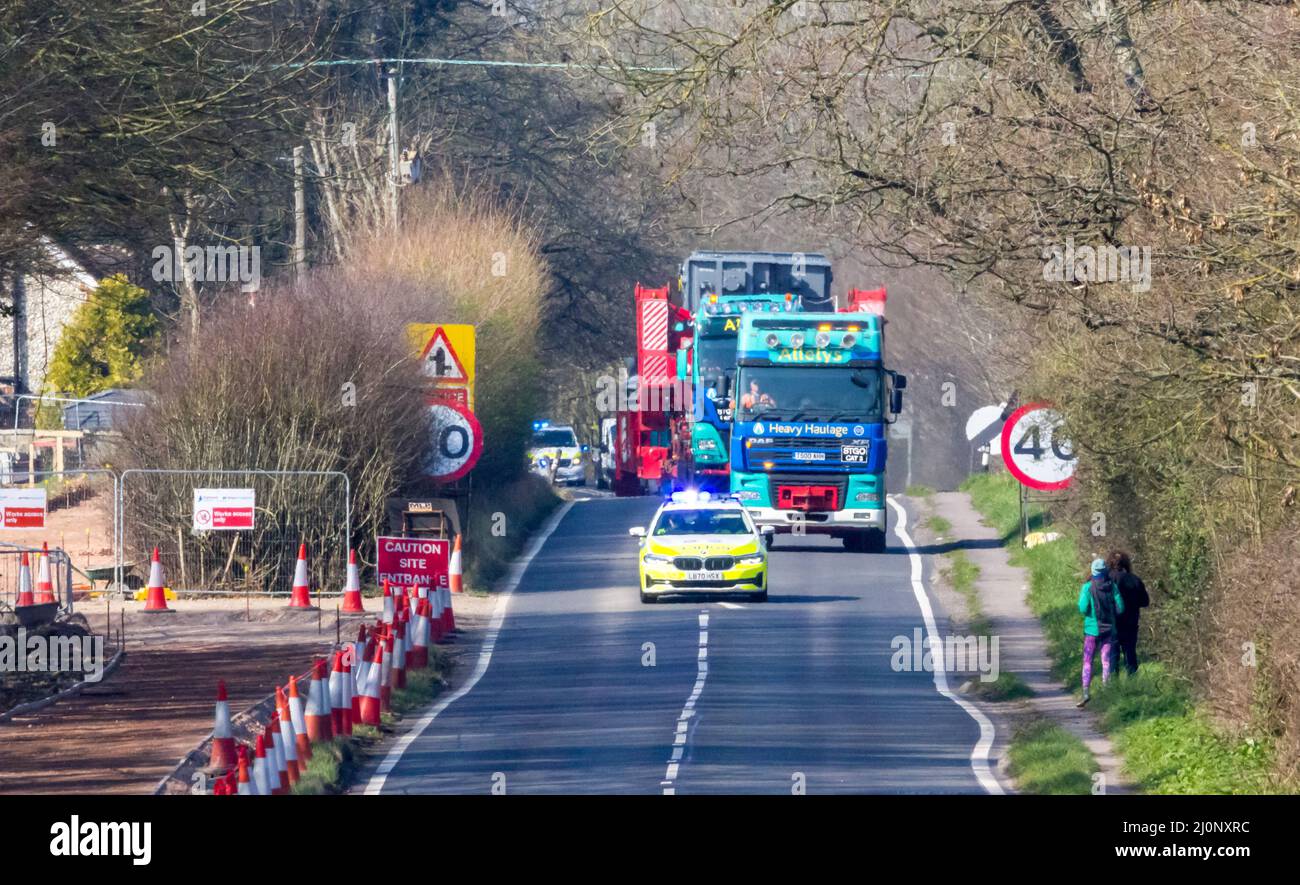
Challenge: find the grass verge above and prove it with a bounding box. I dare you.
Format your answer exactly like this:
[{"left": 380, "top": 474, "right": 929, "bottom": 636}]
[
  {"left": 961, "top": 471, "right": 1282, "bottom": 793},
  {"left": 464, "top": 473, "right": 560, "bottom": 591},
  {"left": 968, "top": 671, "right": 1034, "bottom": 702},
  {"left": 1008, "top": 718, "right": 1098, "bottom": 794}
]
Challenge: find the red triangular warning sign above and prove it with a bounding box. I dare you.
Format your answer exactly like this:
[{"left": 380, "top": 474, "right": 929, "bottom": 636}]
[{"left": 420, "top": 327, "right": 468, "bottom": 381}]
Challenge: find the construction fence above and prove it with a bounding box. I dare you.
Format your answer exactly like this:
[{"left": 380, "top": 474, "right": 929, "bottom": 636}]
[{"left": 118, "top": 470, "right": 351, "bottom": 597}]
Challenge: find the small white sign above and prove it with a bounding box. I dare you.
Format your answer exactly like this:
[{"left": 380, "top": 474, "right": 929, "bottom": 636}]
[
  {"left": 0, "top": 487, "right": 47, "bottom": 529},
  {"left": 193, "top": 488, "right": 255, "bottom": 531}
]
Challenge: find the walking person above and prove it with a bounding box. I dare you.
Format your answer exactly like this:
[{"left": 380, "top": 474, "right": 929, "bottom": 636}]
[
  {"left": 1107, "top": 550, "right": 1149, "bottom": 675},
  {"left": 1077, "top": 558, "right": 1124, "bottom": 707}
]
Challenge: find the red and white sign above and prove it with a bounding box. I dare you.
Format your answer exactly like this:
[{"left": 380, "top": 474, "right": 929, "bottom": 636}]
[
  {"left": 425, "top": 401, "right": 483, "bottom": 483},
  {"left": 1000, "top": 403, "right": 1076, "bottom": 491},
  {"left": 0, "top": 488, "right": 46, "bottom": 529},
  {"left": 193, "top": 488, "right": 256, "bottom": 530},
  {"left": 376, "top": 536, "right": 449, "bottom": 593}
]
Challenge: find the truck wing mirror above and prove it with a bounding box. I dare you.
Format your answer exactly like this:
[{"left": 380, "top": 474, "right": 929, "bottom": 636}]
[
  {"left": 892, "top": 372, "right": 907, "bottom": 390},
  {"left": 890, "top": 388, "right": 904, "bottom": 415}
]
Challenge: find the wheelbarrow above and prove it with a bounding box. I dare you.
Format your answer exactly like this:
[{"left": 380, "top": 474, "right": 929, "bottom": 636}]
[{"left": 82, "top": 563, "right": 142, "bottom": 600}]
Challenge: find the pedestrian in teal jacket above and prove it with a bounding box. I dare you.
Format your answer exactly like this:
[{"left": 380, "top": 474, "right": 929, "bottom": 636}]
[{"left": 1077, "top": 558, "right": 1124, "bottom": 707}]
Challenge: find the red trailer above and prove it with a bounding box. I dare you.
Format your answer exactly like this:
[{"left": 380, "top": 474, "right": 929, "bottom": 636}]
[{"left": 611, "top": 284, "right": 694, "bottom": 496}]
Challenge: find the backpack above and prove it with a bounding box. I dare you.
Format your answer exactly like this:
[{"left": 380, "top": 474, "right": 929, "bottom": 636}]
[{"left": 1089, "top": 575, "right": 1118, "bottom": 633}]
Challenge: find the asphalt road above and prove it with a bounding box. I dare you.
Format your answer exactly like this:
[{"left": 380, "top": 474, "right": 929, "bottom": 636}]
[{"left": 368, "top": 495, "right": 1000, "bottom": 795}]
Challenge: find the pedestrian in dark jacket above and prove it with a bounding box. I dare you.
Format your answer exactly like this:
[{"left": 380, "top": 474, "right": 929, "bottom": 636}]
[
  {"left": 1077, "top": 558, "right": 1124, "bottom": 707},
  {"left": 1107, "top": 550, "right": 1149, "bottom": 675}
]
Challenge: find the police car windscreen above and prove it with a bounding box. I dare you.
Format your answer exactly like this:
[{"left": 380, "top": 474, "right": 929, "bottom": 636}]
[
  {"left": 654, "top": 510, "right": 750, "bottom": 535},
  {"left": 532, "top": 429, "right": 576, "bottom": 447}
]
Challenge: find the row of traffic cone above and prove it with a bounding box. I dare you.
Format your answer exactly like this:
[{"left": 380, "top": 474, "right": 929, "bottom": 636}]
[
  {"left": 14, "top": 542, "right": 59, "bottom": 607},
  {"left": 205, "top": 586, "right": 455, "bottom": 794}
]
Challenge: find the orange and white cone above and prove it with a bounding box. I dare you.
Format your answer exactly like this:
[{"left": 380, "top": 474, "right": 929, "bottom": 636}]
[
  {"left": 339, "top": 651, "right": 354, "bottom": 736},
  {"left": 275, "top": 686, "right": 300, "bottom": 783},
  {"left": 409, "top": 598, "right": 429, "bottom": 670},
  {"left": 341, "top": 548, "right": 364, "bottom": 613},
  {"left": 236, "top": 746, "right": 253, "bottom": 795},
  {"left": 288, "top": 543, "right": 315, "bottom": 609},
  {"left": 328, "top": 651, "right": 349, "bottom": 735},
  {"left": 442, "top": 579, "right": 456, "bottom": 634},
  {"left": 268, "top": 715, "right": 289, "bottom": 794},
  {"left": 450, "top": 535, "right": 463, "bottom": 593},
  {"left": 357, "top": 636, "right": 384, "bottom": 726},
  {"left": 288, "top": 675, "right": 312, "bottom": 762},
  {"left": 305, "top": 657, "right": 334, "bottom": 743},
  {"left": 253, "top": 734, "right": 273, "bottom": 796},
  {"left": 15, "top": 552, "right": 34, "bottom": 607},
  {"left": 381, "top": 579, "right": 395, "bottom": 625},
  {"left": 392, "top": 621, "right": 407, "bottom": 690},
  {"left": 351, "top": 625, "right": 368, "bottom": 720},
  {"left": 427, "top": 585, "right": 445, "bottom": 643},
  {"left": 379, "top": 635, "right": 394, "bottom": 713},
  {"left": 209, "top": 680, "right": 237, "bottom": 773},
  {"left": 143, "top": 547, "right": 173, "bottom": 613},
  {"left": 34, "top": 542, "right": 56, "bottom": 604}
]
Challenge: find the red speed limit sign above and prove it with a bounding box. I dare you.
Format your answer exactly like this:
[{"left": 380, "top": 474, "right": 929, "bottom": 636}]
[
  {"left": 1000, "top": 403, "right": 1076, "bottom": 490},
  {"left": 425, "top": 400, "right": 483, "bottom": 483}
]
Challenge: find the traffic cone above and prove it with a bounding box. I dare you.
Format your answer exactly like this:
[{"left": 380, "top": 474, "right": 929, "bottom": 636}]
[
  {"left": 341, "top": 548, "right": 364, "bottom": 613},
  {"left": 409, "top": 598, "right": 429, "bottom": 670},
  {"left": 15, "top": 552, "right": 34, "bottom": 607},
  {"left": 288, "top": 675, "right": 312, "bottom": 762},
  {"left": 253, "top": 734, "right": 273, "bottom": 796},
  {"left": 305, "top": 657, "right": 334, "bottom": 743},
  {"left": 379, "top": 635, "right": 394, "bottom": 713},
  {"left": 357, "top": 636, "right": 384, "bottom": 727},
  {"left": 268, "top": 715, "right": 289, "bottom": 794},
  {"left": 381, "top": 580, "right": 394, "bottom": 624},
  {"left": 275, "top": 686, "right": 300, "bottom": 783},
  {"left": 450, "top": 535, "right": 463, "bottom": 593},
  {"left": 142, "top": 547, "right": 173, "bottom": 613},
  {"left": 392, "top": 621, "right": 407, "bottom": 690},
  {"left": 339, "top": 652, "right": 354, "bottom": 736},
  {"left": 209, "top": 680, "right": 237, "bottom": 773},
  {"left": 427, "top": 585, "right": 444, "bottom": 643},
  {"left": 288, "top": 543, "right": 315, "bottom": 609},
  {"left": 236, "top": 746, "right": 253, "bottom": 795},
  {"left": 442, "top": 580, "right": 456, "bottom": 634},
  {"left": 351, "top": 625, "right": 368, "bottom": 722},
  {"left": 34, "top": 542, "right": 55, "bottom": 604},
  {"left": 328, "top": 651, "right": 348, "bottom": 735}
]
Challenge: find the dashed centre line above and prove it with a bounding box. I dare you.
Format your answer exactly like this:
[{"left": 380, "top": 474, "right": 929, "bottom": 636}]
[{"left": 662, "top": 610, "right": 711, "bottom": 795}]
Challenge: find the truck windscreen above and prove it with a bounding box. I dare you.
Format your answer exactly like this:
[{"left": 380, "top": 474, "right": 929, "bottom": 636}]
[
  {"left": 735, "top": 366, "right": 883, "bottom": 423},
  {"left": 696, "top": 336, "right": 734, "bottom": 388}
]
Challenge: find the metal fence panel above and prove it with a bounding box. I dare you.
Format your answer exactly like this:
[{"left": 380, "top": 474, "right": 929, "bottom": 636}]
[
  {"left": 119, "top": 469, "right": 351, "bottom": 596},
  {"left": 0, "top": 543, "right": 75, "bottom": 614}
]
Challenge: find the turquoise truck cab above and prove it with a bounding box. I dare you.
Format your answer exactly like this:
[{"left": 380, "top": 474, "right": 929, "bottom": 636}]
[{"left": 728, "top": 311, "right": 906, "bottom": 552}]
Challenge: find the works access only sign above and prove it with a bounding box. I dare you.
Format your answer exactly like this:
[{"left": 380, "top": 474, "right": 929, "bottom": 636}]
[
  {"left": 193, "top": 488, "right": 255, "bottom": 530},
  {"left": 376, "top": 536, "right": 449, "bottom": 593},
  {"left": 409, "top": 323, "right": 476, "bottom": 409},
  {"left": 0, "top": 488, "right": 46, "bottom": 529}
]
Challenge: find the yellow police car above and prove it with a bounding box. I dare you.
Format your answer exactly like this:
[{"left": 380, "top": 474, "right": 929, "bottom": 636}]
[{"left": 629, "top": 492, "right": 773, "bottom": 603}]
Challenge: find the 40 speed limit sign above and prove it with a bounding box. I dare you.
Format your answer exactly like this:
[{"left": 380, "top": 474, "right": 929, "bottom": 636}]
[
  {"left": 425, "top": 401, "right": 483, "bottom": 483},
  {"left": 1000, "top": 403, "right": 1076, "bottom": 491}
]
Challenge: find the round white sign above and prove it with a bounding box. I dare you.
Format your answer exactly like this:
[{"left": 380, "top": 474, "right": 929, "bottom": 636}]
[
  {"left": 425, "top": 402, "right": 483, "bottom": 482},
  {"left": 1000, "top": 403, "right": 1075, "bottom": 490}
]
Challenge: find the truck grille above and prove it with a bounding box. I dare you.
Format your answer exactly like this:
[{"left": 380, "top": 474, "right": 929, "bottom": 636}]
[
  {"left": 767, "top": 473, "right": 848, "bottom": 510},
  {"left": 745, "top": 437, "right": 870, "bottom": 472}
]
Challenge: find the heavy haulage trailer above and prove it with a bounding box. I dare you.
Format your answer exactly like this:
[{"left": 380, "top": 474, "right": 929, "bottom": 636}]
[{"left": 609, "top": 253, "right": 907, "bottom": 550}]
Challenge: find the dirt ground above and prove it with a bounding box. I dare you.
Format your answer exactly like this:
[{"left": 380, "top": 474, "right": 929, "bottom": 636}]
[
  {"left": 0, "top": 493, "right": 115, "bottom": 595},
  {"left": 0, "top": 593, "right": 494, "bottom": 795}
]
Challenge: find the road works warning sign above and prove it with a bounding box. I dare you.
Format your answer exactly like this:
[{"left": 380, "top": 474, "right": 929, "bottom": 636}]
[
  {"left": 193, "top": 488, "right": 255, "bottom": 530},
  {"left": 0, "top": 488, "right": 46, "bottom": 529},
  {"left": 409, "top": 323, "right": 476, "bottom": 408},
  {"left": 375, "top": 536, "right": 449, "bottom": 593}
]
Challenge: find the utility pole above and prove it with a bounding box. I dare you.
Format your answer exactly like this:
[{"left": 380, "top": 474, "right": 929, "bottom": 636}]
[
  {"left": 387, "top": 67, "right": 400, "bottom": 228},
  {"left": 292, "top": 145, "right": 306, "bottom": 274}
]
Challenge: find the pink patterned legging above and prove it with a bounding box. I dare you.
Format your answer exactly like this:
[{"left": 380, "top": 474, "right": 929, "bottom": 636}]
[{"left": 1082, "top": 634, "right": 1115, "bottom": 690}]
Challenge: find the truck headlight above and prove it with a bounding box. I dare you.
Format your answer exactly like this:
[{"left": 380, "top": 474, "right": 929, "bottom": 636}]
[{"left": 737, "top": 553, "right": 765, "bottom": 565}]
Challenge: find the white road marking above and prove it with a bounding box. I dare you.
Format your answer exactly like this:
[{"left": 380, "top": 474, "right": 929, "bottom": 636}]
[
  {"left": 887, "top": 495, "right": 1005, "bottom": 795},
  {"left": 363, "top": 501, "right": 576, "bottom": 795},
  {"left": 663, "top": 608, "right": 713, "bottom": 795}
]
